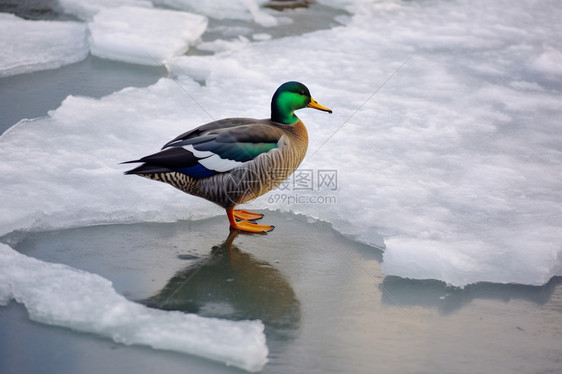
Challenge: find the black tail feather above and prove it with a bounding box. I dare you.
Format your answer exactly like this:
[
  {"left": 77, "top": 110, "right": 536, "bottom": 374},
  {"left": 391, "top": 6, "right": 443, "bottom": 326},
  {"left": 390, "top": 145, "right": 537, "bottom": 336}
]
[{"left": 123, "top": 163, "right": 173, "bottom": 175}]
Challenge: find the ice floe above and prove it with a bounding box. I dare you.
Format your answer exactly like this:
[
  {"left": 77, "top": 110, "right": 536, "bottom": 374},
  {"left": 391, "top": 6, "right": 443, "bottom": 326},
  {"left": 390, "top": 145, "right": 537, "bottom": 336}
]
[
  {"left": 89, "top": 6, "right": 208, "bottom": 65},
  {"left": 0, "top": 14, "right": 88, "bottom": 77}
]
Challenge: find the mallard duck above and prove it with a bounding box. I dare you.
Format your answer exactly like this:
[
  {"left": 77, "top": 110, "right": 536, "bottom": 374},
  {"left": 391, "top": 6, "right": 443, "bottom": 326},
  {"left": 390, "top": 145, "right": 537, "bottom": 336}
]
[{"left": 124, "top": 81, "right": 332, "bottom": 233}]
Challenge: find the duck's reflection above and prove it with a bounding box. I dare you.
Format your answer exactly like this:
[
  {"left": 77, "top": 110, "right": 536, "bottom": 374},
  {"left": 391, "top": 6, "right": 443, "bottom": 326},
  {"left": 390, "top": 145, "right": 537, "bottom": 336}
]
[{"left": 144, "top": 229, "right": 301, "bottom": 341}]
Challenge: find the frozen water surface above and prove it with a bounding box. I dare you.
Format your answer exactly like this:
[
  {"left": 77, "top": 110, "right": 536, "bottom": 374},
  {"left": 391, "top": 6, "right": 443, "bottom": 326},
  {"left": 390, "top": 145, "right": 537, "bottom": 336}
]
[{"left": 1, "top": 0, "right": 562, "bottom": 371}]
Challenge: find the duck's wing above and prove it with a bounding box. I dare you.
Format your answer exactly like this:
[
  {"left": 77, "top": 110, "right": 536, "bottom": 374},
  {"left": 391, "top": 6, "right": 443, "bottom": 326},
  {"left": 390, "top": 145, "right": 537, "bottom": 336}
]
[
  {"left": 161, "top": 118, "right": 266, "bottom": 149},
  {"left": 124, "top": 119, "right": 285, "bottom": 178}
]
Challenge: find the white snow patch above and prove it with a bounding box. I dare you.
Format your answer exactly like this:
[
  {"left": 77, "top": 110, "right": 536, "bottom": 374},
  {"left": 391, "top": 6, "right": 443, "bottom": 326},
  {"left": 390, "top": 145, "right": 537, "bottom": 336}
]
[
  {"left": 88, "top": 6, "right": 207, "bottom": 65},
  {"left": 197, "top": 36, "right": 252, "bottom": 54},
  {"left": 0, "top": 14, "right": 88, "bottom": 77}
]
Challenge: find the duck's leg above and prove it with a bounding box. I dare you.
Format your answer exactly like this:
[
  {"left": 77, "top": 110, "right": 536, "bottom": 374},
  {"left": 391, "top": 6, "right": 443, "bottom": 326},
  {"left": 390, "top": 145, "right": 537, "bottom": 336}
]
[
  {"left": 233, "top": 209, "right": 264, "bottom": 221},
  {"left": 226, "top": 209, "right": 274, "bottom": 233}
]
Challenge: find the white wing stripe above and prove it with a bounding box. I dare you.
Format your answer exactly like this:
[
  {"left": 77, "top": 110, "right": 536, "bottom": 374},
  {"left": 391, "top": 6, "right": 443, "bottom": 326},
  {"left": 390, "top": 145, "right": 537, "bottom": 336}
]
[
  {"left": 182, "top": 144, "right": 214, "bottom": 158},
  {"left": 199, "top": 154, "right": 245, "bottom": 172}
]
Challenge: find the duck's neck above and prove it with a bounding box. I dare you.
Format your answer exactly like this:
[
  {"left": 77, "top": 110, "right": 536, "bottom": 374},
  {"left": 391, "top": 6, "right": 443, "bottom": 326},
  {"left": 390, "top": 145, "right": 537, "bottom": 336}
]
[{"left": 271, "top": 92, "right": 299, "bottom": 124}]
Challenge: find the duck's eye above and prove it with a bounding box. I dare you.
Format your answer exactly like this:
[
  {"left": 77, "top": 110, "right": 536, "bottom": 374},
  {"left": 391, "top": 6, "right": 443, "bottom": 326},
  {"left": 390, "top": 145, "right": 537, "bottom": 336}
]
[{"left": 298, "top": 90, "right": 305, "bottom": 96}]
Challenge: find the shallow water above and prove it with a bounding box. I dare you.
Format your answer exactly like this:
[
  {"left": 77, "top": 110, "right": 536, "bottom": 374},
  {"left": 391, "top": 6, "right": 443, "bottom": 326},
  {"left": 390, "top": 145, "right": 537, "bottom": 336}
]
[
  {"left": 2, "top": 212, "right": 561, "bottom": 373},
  {"left": 0, "top": 55, "right": 166, "bottom": 132}
]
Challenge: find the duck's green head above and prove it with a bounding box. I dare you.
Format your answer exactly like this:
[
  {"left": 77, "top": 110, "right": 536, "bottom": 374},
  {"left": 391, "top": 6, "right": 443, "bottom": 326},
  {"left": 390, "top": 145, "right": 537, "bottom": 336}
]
[{"left": 271, "top": 81, "right": 332, "bottom": 124}]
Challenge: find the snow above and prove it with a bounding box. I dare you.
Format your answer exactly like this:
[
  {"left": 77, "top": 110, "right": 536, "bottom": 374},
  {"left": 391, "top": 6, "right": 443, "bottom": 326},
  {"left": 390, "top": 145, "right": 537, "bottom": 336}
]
[
  {"left": 89, "top": 6, "right": 208, "bottom": 65},
  {"left": 0, "top": 14, "right": 88, "bottom": 77},
  {"left": 0, "top": 243, "right": 268, "bottom": 372},
  {"left": 1, "top": 0, "right": 562, "bottom": 365}
]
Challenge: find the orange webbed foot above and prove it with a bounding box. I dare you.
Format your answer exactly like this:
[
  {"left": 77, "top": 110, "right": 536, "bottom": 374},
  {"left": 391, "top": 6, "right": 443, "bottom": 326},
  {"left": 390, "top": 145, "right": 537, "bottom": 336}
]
[
  {"left": 227, "top": 209, "right": 273, "bottom": 233},
  {"left": 233, "top": 209, "right": 264, "bottom": 221}
]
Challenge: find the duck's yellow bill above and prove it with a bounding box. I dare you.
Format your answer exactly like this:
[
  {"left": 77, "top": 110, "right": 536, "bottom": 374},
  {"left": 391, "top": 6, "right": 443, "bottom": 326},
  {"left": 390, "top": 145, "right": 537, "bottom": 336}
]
[{"left": 308, "top": 98, "right": 332, "bottom": 113}]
